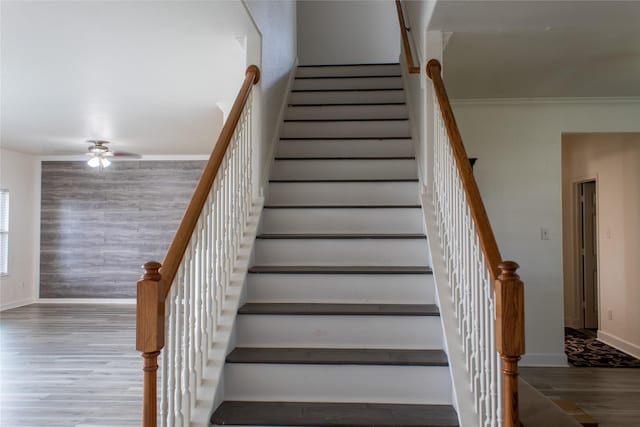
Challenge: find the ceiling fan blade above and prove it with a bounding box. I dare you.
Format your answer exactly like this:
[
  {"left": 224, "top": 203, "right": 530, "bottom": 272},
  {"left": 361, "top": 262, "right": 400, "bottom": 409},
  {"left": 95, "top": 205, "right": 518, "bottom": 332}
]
[{"left": 112, "top": 151, "right": 142, "bottom": 159}]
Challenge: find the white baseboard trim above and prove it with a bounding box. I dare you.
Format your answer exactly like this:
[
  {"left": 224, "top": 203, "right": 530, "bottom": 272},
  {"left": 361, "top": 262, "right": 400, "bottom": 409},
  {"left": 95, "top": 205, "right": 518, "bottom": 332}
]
[
  {"left": 1, "top": 297, "right": 36, "bottom": 312},
  {"left": 260, "top": 57, "right": 299, "bottom": 193},
  {"left": 37, "top": 298, "right": 136, "bottom": 304},
  {"left": 598, "top": 330, "right": 640, "bottom": 359},
  {"left": 520, "top": 353, "right": 568, "bottom": 367}
]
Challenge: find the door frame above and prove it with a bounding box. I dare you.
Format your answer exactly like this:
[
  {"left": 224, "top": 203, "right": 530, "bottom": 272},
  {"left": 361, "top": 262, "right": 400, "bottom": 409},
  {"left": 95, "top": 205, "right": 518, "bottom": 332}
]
[{"left": 572, "top": 175, "right": 601, "bottom": 329}]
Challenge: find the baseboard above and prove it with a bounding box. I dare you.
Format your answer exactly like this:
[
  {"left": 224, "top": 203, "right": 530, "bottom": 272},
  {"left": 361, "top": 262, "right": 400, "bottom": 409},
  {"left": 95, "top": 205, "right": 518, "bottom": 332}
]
[
  {"left": 520, "top": 353, "right": 568, "bottom": 367},
  {"left": 1, "top": 297, "right": 35, "bottom": 312},
  {"left": 260, "top": 57, "right": 299, "bottom": 195},
  {"left": 598, "top": 330, "right": 640, "bottom": 359},
  {"left": 37, "top": 298, "right": 136, "bottom": 304}
]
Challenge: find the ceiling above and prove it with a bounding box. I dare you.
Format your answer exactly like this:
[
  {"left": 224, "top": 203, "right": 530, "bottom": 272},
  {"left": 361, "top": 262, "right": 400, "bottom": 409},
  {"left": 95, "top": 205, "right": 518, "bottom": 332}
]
[
  {"left": 1, "top": 1, "right": 253, "bottom": 156},
  {"left": 428, "top": 1, "right": 640, "bottom": 99}
]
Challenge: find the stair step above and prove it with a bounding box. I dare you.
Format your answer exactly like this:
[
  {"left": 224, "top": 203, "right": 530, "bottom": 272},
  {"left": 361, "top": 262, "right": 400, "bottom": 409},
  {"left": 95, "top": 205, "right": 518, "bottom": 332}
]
[
  {"left": 256, "top": 234, "right": 425, "bottom": 240},
  {"left": 254, "top": 237, "right": 429, "bottom": 266},
  {"left": 296, "top": 63, "right": 401, "bottom": 78},
  {"left": 212, "top": 401, "right": 459, "bottom": 427},
  {"left": 270, "top": 158, "right": 417, "bottom": 181},
  {"left": 290, "top": 90, "right": 405, "bottom": 105},
  {"left": 286, "top": 104, "right": 408, "bottom": 120},
  {"left": 226, "top": 348, "right": 448, "bottom": 366},
  {"left": 293, "top": 76, "right": 403, "bottom": 91},
  {"left": 260, "top": 207, "right": 423, "bottom": 235},
  {"left": 238, "top": 303, "right": 439, "bottom": 316},
  {"left": 282, "top": 120, "right": 409, "bottom": 139},
  {"left": 247, "top": 273, "right": 434, "bottom": 304},
  {"left": 266, "top": 181, "right": 420, "bottom": 206},
  {"left": 277, "top": 138, "right": 413, "bottom": 158},
  {"left": 248, "top": 266, "right": 432, "bottom": 274}
]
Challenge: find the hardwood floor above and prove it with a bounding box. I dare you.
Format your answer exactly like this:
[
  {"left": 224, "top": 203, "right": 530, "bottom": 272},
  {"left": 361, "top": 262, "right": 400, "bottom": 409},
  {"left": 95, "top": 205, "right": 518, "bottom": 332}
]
[
  {"left": 2, "top": 304, "right": 639, "bottom": 426},
  {"left": 0, "top": 303, "right": 140, "bottom": 426},
  {"left": 521, "top": 366, "right": 640, "bottom": 427}
]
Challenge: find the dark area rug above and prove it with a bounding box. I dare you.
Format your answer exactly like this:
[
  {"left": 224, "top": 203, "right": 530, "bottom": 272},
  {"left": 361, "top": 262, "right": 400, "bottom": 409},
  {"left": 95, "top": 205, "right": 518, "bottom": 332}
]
[{"left": 565, "top": 327, "right": 640, "bottom": 368}]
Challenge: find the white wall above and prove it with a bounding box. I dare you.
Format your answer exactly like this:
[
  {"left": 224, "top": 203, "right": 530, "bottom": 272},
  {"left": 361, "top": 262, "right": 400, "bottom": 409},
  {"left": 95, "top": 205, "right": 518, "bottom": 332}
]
[
  {"left": 562, "top": 133, "right": 640, "bottom": 358},
  {"left": 297, "top": 0, "right": 400, "bottom": 65},
  {"left": 450, "top": 99, "right": 640, "bottom": 365},
  {"left": 244, "top": 0, "right": 297, "bottom": 187},
  {"left": 0, "top": 148, "right": 39, "bottom": 310}
]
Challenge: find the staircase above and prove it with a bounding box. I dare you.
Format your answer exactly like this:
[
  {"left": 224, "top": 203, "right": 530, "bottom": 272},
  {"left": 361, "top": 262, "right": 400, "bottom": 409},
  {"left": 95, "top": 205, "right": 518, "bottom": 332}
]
[{"left": 211, "top": 63, "right": 458, "bottom": 426}]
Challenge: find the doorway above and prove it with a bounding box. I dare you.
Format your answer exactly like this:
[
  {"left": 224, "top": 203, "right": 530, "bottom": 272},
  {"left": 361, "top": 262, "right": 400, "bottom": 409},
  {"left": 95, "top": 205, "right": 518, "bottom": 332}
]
[{"left": 577, "top": 180, "right": 598, "bottom": 330}]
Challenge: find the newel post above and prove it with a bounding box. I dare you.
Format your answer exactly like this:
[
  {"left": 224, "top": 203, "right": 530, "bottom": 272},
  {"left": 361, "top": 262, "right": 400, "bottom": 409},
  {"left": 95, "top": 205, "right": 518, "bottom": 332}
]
[
  {"left": 495, "top": 261, "right": 525, "bottom": 427},
  {"left": 136, "top": 261, "right": 165, "bottom": 427}
]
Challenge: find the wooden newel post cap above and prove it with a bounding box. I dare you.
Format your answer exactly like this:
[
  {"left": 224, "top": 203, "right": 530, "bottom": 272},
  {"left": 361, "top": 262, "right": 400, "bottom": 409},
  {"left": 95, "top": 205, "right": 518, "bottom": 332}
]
[
  {"left": 426, "top": 59, "right": 441, "bottom": 79},
  {"left": 142, "top": 261, "right": 162, "bottom": 281},
  {"left": 498, "top": 261, "right": 520, "bottom": 281}
]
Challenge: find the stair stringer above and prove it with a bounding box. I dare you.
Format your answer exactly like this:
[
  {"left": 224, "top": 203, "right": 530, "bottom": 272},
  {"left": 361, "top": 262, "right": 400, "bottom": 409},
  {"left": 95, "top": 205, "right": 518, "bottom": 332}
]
[
  {"left": 422, "top": 191, "right": 478, "bottom": 427},
  {"left": 186, "top": 198, "right": 263, "bottom": 427}
]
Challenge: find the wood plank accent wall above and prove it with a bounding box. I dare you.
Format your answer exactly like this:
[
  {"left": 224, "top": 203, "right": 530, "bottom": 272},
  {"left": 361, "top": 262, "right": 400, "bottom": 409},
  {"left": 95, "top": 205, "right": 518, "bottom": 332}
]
[{"left": 40, "top": 160, "right": 205, "bottom": 298}]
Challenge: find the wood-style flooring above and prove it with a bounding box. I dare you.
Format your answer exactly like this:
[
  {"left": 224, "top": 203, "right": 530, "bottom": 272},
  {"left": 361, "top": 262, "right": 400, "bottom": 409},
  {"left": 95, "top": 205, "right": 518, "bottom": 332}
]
[
  {"left": 0, "top": 303, "right": 141, "bottom": 426},
  {"left": 2, "top": 304, "right": 639, "bottom": 427},
  {"left": 521, "top": 366, "right": 640, "bottom": 427}
]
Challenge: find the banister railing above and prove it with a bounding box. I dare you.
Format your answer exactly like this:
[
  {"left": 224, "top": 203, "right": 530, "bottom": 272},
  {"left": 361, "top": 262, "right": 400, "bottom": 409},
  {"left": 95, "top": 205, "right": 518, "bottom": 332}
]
[
  {"left": 136, "top": 64, "right": 260, "bottom": 427},
  {"left": 426, "top": 59, "right": 525, "bottom": 427},
  {"left": 395, "top": 0, "right": 419, "bottom": 74}
]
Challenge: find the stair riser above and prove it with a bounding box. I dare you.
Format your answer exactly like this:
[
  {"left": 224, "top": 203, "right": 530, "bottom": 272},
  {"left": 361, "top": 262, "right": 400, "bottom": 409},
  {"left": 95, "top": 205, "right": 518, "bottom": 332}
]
[
  {"left": 296, "top": 64, "right": 401, "bottom": 78},
  {"left": 270, "top": 159, "right": 417, "bottom": 181},
  {"left": 293, "top": 77, "right": 403, "bottom": 91},
  {"left": 266, "top": 182, "right": 420, "bottom": 206},
  {"left": 282, "top": 120, "right": 409, "bottom": 139},
  {"left": 236, "top": 315, "right": 443, "bottom": 349},
  {"left": 254, "top": 239, "right": 429, "bottom": 266},
  {"left": 276, "top": 139, "right": 414, "bottom": 158},
  {"left": 290, "top": 90, "right": 405, "bottom": 105},
  {"left": 261, "top": 208, "right": 423, "bottom": 234},
  {"left": 286, "top": 104, "right": 408, "bottom": 121},
  {"left": 225, "top": 364, "right": 452, "bottom": 404},
  {"left": 246, "top": 274, "right": 435, "bottom": 304}
]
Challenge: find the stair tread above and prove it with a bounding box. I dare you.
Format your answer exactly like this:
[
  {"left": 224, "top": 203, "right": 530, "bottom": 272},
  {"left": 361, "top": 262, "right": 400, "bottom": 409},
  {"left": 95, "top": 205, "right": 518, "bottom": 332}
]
[
  {"left": 270, "top": 179, "right": 419, "bottom": 183},
  {"left": 274, "top": 157, "right": 415, "bottom": 160},
  {"left": 292, "top": 88, "right": 403, "bottom": 92},
  {"left": 284, "top": 118, "right": 409, "bottom": 122},
  {"left": 296, "top": 75, "right": 402, "bottom": 79},
  {"left": 249, "top": 265, "right": 432, "bottom": 274},
  {"left": 211, "top": 401, "right": 459, "bottom": 427},
  {"left": 238, "top": 303, "right": 439, "bottom": 316},
  {"left": 257, "top": 234, "right": 426, "bottom": 239},
  {"left": 289, "top": 102, "right": 407, "bottom": 107},
  {"left": 226, "top": 348, "right": 448, "bottom": 366},
  {"left": 263, "top": 205, "right": 422, "bottom": 209},
  {"left": 299, "top": 63, "right": 400, "bottom": 67}
]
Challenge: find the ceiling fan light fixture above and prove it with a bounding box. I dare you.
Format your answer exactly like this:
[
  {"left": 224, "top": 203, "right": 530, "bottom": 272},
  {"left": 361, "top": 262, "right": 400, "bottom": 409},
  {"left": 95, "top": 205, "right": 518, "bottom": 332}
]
[
  {"left": 100, "top": 157, "right": 111, "bottom": 168},
  {"left": 87, "top": 156, "right": 101, "bottom": 168}
]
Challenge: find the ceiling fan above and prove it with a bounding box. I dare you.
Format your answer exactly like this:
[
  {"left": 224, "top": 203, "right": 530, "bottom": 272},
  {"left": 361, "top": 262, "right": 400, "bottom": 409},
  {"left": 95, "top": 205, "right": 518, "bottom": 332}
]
[{"left": 85, "top": 140, "right": 140, "bottom": 168}]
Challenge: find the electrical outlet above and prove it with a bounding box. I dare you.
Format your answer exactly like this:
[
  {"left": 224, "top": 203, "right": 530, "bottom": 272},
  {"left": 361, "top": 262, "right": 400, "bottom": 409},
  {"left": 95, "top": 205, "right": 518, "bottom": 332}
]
[
  {"left": 608, "top": 309, "right": 613, "bottom": 320},
  {"left": 540, "top": 227, "right": 550, "bottom": 240}
]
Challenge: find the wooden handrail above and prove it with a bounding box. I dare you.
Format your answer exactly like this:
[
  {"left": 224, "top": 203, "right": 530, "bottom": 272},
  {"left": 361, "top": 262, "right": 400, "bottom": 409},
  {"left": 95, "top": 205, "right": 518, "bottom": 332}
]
[
  {"left": 426, "top": 58, "right": 525, "bottom": 427},
  {"left": 395, "top": 0, "right": 419, "bottom": 74},
  {"left": 426, "top": 59, "right": 501, "bottom": 281},
  {"left": 159, "top": 64, "right": 260, "bottom": 299},
  {"left": 136, "top": 64, "right": 260, "bottom": 427}
]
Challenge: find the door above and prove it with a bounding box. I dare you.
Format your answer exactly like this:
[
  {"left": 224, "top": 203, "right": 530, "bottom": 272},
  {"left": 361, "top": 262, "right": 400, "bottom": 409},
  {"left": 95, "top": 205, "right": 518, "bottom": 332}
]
[{"left": 579, "top": 181, "right": 598, "bottom": 329}]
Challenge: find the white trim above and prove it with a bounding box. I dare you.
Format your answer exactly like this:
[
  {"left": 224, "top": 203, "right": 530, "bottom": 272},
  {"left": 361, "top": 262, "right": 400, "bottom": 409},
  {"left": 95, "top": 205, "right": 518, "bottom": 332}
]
[
  {"left": 520, "top": 353, "right": 568, "bottom": 367},
  {"left": 37, "top": 298, "right": 136, "bottom": 304},
  {"left": 39, "top": 154, "right": 210, "bottom": 162},
  {"left": 451, "top": 96, "right": 640, "bottom": 106},
  {"left": 422, "top": 192, "right": 475, "bottom": 427},
  {"left": 1, "top": 297, "right": 35, "bottom": 312},
  {"left": 260, "top": 57, "right": 299, "bottom": 192},
  {"left": 598, "top": 330, "right": 640, "bottom": 360}
]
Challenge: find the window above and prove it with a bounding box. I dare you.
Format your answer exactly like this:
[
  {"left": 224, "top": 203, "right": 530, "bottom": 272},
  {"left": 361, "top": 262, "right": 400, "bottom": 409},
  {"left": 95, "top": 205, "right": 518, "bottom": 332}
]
[{"left": 0, "top": 190, "right": 8, "bottom": 276}]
